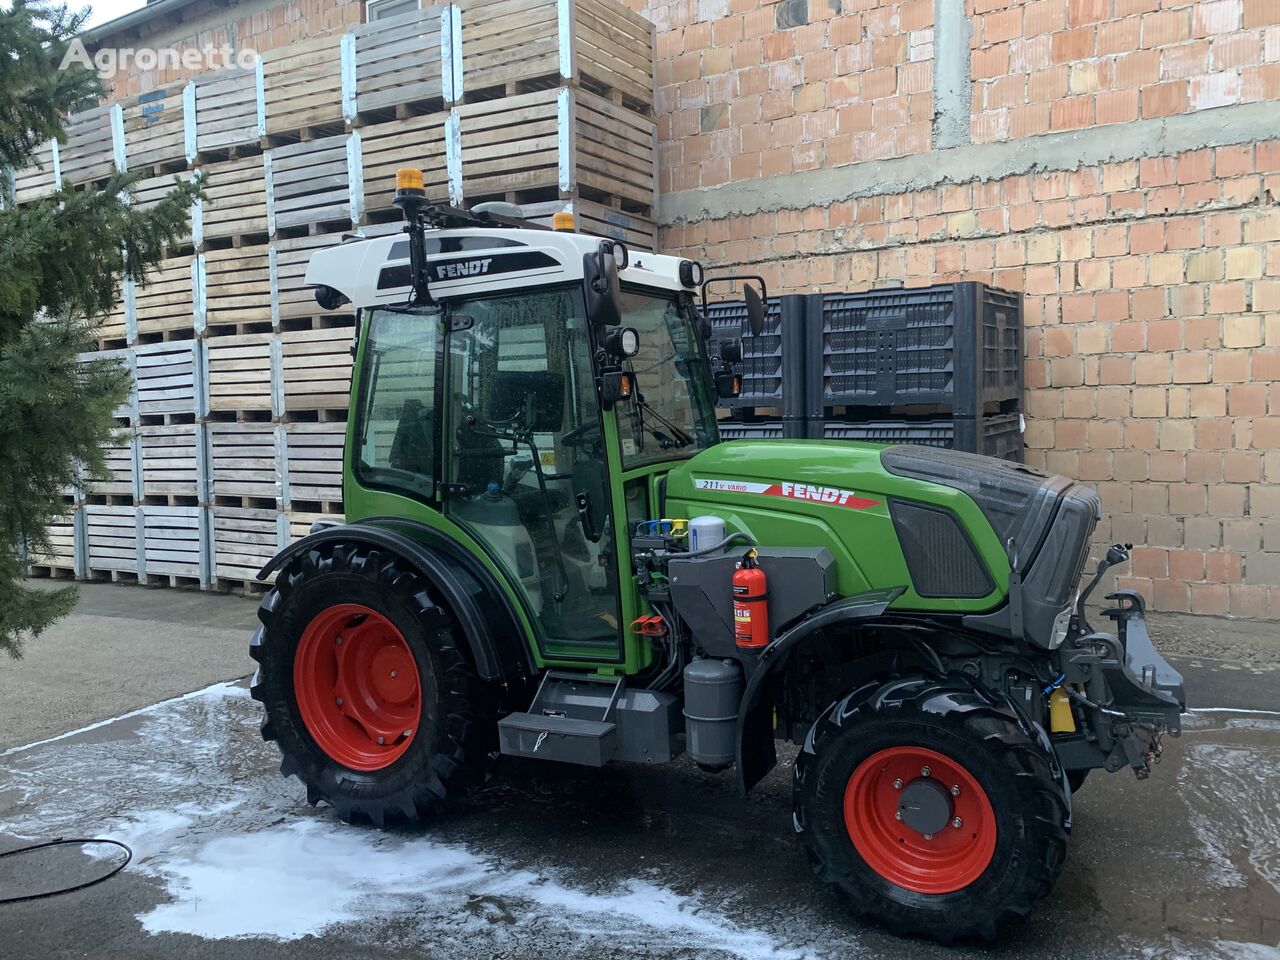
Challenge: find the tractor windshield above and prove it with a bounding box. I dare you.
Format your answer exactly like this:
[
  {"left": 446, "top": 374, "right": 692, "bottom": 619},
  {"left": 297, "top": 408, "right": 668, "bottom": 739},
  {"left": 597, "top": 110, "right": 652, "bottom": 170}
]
[{"left": 615, "top": 288, "right": 718, "bottom": 469}]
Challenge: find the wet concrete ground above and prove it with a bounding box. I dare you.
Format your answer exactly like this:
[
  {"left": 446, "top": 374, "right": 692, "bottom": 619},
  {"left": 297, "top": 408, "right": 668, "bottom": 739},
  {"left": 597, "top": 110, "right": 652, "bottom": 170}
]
[{"left": 1, "top": 664, "right": 1278, "bottom": 960}]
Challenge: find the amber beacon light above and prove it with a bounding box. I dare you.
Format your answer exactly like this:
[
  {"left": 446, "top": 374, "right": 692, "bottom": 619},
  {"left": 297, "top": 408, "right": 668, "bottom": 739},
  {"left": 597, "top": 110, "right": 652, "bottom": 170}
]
[
  {"left": 395, "top": 167, "right": 426, "bottom": 199},
  {"left": 552, "top": 211, "right": 575, "bottom": 231}
]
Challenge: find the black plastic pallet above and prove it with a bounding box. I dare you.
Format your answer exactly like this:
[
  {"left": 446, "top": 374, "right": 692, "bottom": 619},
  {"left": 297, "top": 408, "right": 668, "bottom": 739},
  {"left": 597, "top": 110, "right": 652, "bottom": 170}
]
[
  {"left": 716, "top": 413, "right": 1025, "bottom": 463},
  {"left": 707, "top": 283, "right": 1024, "bottom": 419}
]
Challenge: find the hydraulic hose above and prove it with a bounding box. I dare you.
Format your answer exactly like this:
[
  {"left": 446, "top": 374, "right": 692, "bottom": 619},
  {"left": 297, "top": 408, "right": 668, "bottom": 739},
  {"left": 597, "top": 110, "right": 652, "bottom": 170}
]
[{"left": 684, "top": 530, "right": 757, "bottom": 558}]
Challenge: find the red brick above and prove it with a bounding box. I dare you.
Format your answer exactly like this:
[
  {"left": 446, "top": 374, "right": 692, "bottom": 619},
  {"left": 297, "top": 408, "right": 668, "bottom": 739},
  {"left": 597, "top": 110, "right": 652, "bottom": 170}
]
[
  {"left": 1142, "top": 81, "right": 1190, "bottom": 119},
  {"left": 1129, "top": 221, "right": 1166, "bottom": 253},
  {"left": 1051, "top": 27, "right": 1096, "bottom": 63}
]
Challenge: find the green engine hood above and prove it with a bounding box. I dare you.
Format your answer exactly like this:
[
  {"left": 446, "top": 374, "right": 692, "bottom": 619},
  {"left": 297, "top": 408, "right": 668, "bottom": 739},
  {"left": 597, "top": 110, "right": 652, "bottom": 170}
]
[{"left": 663, "top": 440, "right": 1012, "bottom": 613}]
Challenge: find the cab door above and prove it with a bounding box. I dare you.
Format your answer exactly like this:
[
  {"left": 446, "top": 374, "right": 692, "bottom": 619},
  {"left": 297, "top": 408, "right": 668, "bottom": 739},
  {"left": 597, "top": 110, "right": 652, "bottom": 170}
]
[{"left": 440, "top": 286, "right": 624, "bottom": 662}]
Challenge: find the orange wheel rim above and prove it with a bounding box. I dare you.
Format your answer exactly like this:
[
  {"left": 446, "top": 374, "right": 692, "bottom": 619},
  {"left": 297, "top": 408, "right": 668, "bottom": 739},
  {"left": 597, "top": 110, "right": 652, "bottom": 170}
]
[
  {"left": 293, "top": 603, "right": 421, "bottom": 771},
  {"left": 844, "top": 746, "right": 997, "bottom": 894}
]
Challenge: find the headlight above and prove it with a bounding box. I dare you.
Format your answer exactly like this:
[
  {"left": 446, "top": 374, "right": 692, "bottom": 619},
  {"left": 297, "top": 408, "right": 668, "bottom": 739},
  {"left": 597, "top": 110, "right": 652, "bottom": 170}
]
[
  {"left": 604, "top": 326, "right": 640, "bottom": 358},
  {"left": 1048, "top": 605, "right": 1073, "bottom": 649},
  {"left": 678, "top": 259, "right": 704, "bottom": 287}
]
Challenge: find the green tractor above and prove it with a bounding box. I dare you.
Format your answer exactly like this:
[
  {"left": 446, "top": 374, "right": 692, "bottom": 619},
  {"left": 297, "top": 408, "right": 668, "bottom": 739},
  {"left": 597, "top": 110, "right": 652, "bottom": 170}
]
[{"left": 249, "top": 172, "right": 1185, "bottom": 942}]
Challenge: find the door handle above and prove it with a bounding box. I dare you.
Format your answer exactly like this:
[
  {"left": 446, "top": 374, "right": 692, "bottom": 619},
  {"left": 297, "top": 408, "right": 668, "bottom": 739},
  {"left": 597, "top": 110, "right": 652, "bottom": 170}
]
[{"left": 575, "top": 491, "right": 601, "bottom": 543}]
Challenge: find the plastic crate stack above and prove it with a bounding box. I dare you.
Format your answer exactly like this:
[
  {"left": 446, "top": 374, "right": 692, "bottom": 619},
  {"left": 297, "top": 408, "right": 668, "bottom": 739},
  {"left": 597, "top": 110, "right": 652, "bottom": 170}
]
[
  {"left": 710, "top": 284, "right": 1026, "bottom": 462},
  {"left": 17, "top": 0, "right": 656, "bottom": 591}
]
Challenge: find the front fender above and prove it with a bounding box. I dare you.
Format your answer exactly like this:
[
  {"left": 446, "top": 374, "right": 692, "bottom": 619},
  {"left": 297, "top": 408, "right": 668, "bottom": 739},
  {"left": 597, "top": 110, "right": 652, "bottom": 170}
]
[
  {"left": 735, "top": 588, "right": 903, "bottom": 794},
  {"left": 259, "top": 516, "right": 534, "bottom": 683}
]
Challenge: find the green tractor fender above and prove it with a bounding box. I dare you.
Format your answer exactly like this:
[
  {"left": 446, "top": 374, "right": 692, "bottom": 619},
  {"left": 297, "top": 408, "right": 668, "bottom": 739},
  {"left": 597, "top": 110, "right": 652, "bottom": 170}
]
[
  {"left": 735, "top": 587, "right": 904, "bottom": 793},
  {"left": 257, "top": 517, "right": 536, "bottom": 684}
]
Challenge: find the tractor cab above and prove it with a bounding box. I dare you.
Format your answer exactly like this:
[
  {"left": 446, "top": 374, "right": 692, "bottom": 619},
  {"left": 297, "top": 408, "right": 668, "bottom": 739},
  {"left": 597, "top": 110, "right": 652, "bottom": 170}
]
[{"left": 303, "top": 180, "right": 751, "bottom": 667}]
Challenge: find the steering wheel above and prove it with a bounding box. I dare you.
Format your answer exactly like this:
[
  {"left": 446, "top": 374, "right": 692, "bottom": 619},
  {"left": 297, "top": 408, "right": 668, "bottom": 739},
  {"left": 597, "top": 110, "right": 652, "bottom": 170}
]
[{"left": 561, "top": 421, "right": 603, "bottom": 450}]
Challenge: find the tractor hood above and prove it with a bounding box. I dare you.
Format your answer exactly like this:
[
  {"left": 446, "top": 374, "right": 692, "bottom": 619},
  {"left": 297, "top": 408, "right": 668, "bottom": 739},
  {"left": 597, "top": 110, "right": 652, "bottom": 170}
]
[{"left": 664, "top": 440, "right": 1101, "bottom": 642}]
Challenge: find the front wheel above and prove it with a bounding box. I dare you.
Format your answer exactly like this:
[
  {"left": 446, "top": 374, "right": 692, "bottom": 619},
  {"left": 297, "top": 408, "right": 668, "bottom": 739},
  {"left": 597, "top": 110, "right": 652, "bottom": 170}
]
[
  {"left": 250, "top": 543, "right": 487, "bottom": 826},
  {"left": 793, "top": 690, "right": 1068, "bottom": 943}
]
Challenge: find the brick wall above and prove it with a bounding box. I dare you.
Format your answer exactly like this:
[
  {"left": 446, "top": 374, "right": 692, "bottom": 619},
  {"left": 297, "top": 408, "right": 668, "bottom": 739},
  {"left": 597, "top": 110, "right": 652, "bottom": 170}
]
[{"left": 644, "top": 0, "right": 1280, "bottom": 618}]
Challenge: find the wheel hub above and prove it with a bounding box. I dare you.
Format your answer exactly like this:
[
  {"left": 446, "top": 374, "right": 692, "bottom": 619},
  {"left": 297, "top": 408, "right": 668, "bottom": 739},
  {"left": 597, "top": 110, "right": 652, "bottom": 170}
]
[
  {"left": 293, "top": 603, "right": 422, "bottom": 771},
  {"left": 898, "top": 777, "right": 953, "bottom": 836}
]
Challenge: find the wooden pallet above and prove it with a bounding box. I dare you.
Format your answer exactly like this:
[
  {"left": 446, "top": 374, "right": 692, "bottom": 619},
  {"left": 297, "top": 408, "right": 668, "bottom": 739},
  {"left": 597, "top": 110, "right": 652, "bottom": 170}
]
[
  {"left": 205, "top": 244, "right": 272, "bottom": 331},
  {"left": 13, "top": 139, "right": 60, "bottom": 204},
  {"left": 61, "top": 104, "right": 120, "bottom": 187},
  {"left": 212, "top": 505, "right": 281, "bottom": 587},
  {"left": 455, "top": 88, "right": 655, "bottom": 213},
  {"left": 287, "top": 508, "right": 342, "bottom": 544},
  {"left": 522, "top": 196, "right": 656, "bottom": 250},
  {"left": 84, "top": 504, "right": 139, "bottom": 575},
  {"left": 138, "top": 423, "right": 200, "bottom": 499},
  {"left": 283, "top": 421, "right": 344, "bottom": 507},
  {"left": 83, "top": 425, "right": 137, "bottom": 499},
  {"left": 140, "top": 505, "right": 204, "bottom": 581},
  {"left": 135, "top": 341, "right": 200, "bottom": 420},
  {"left": 192, "top": 66, "right": 261, "bottom": 157},
  {"left": 267, "top": 134, "right": 357, "bottom": 235},
  {"left": 134, "top": 253, "right": 196, "bottom": 339},
  {"left": 261, "top": 36, "right": 344, "bottom": 138},
  {"left": 280, "top": 326, "right": 355, "bottom": 414},
  {"left": 359, "top": 113, "right": 452, "bottom": 217},
  {"left": 455, "top": 0, "right": 653, "bottom": 112},
  {"left": 351, "top": 6, "right": 450, "bottom": 120},
  {"left": 272, "top": 234, "right": 349, "bottom": 324},
  {"left": 98, "top": 288, "right": 130, "bottom": 347},
  {"left": 197, "top": 155, "right": 269, "bottom": 243},
  {"left": 572, "top": 0, "right": 655, "bottom": 113},
  {"left": 209, "top": 422, "right": 281, "bottom": 502},
  {"left": 207, "top": 333, "right": 275, "bottom": 415},
  {"left": 131, "top": 171, "right": 198, "bottom": 249},
  {"left": 29, "top": 507, "right": 80, "bottom": 576},
  {"left": 122, "top": 87, "right": 187, "bottom": 172}
]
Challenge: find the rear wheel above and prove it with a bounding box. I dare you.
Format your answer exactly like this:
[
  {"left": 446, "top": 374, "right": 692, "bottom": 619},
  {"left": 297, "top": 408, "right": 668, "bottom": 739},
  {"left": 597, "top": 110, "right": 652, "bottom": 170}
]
[
  {"left": 250, "top": 543, "right": 487, "bottom": 826},
  {"left": 794, "top": 690, "right": 1068, "bottom": 943}
]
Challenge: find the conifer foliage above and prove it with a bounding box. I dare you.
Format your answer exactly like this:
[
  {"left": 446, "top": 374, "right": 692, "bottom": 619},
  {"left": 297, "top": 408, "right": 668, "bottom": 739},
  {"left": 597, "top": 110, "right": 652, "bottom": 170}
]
[{"left": 0, "top": 2, "right": 201, "bottom": 656}]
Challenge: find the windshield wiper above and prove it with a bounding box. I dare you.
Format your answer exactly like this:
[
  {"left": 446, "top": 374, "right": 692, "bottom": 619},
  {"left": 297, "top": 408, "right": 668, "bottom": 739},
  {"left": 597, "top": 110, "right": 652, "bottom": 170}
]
[{"left": 632, "top": 392, "right": 695, "bottom": 448}]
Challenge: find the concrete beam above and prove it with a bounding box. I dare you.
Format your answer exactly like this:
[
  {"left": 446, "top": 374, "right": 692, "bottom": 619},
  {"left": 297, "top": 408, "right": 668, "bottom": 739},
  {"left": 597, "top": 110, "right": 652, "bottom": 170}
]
[
  {"left": 659, "top": 101, "right": 1280, "bottom": 225},
  {"left": 932, "top": 0, "right": 971, "bottom": 150}
]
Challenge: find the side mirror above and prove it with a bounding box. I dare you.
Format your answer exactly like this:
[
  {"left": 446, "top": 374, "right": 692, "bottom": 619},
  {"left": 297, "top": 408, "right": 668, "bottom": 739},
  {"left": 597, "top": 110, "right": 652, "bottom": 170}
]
[
  {"left": 714, "top": 372, "right": 742, "bottom": 398},
  {"left": 744, "top": 284, "right": 766, "bottom": 338},
  {"left": 599, "top": 370, "right": 634, "bottom": 409},
  {"left": 583, "top": 242, "right": 622, "bottom": 326}
]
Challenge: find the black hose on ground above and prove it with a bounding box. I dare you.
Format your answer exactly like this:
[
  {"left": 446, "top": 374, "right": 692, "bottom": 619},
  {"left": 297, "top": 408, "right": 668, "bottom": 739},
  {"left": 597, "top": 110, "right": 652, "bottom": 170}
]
[{"left": 0, "top": 838, "right": 132, "bottom": 904}]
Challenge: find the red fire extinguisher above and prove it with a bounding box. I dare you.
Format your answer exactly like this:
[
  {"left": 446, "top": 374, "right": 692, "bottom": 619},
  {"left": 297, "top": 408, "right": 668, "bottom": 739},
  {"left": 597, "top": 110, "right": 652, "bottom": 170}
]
[{"left": 733, "top": 549, "right": 769, "bottom": 649}]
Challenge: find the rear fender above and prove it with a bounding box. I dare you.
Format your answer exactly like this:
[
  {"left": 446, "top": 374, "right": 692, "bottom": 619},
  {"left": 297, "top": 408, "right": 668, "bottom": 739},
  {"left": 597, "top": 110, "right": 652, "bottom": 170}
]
[{"left": 258, "top": 517, "right": 535, "bottom": 683}]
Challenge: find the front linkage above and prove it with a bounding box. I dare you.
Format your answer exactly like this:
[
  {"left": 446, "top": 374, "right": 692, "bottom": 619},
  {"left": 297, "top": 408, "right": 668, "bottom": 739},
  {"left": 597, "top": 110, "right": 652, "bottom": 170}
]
[{"left": 1048, "top": 545, "right": 1185, "bottom": 781}]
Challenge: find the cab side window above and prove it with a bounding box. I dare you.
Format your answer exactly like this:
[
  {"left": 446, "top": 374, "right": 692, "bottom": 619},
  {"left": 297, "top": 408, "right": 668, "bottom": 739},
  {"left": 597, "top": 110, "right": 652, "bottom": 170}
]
[{"left": 354, "top": 307, "right": 441, "bottom": 500}]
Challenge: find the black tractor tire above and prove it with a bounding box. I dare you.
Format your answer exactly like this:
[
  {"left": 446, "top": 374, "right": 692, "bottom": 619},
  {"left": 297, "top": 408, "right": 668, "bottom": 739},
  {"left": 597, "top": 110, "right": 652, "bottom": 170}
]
[
  {"left": 793, "top": 687, "right": 1069, "bottom": 944},
  {"left": 249, "top": 542, "right": 487, "bottom": 826}
]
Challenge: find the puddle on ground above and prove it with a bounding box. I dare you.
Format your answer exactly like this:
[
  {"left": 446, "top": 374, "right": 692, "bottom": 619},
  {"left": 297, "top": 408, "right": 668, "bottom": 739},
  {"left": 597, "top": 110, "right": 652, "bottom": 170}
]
[{"left": 1, "top": 684, "right": 1278, "bottom": 960}]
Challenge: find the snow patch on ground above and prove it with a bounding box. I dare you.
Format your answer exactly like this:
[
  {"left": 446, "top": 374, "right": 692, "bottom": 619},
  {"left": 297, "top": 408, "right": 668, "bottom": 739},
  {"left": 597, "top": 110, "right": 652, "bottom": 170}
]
[{"left": 0, "top": 682, "right": 810, "bottom": 959}]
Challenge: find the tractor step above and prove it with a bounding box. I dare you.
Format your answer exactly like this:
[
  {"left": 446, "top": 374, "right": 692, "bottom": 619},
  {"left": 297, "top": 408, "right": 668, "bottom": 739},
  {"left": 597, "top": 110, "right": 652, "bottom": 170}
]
[
  {"left": 498, "top": 713, "right": 617, "bottom": 766},
  {"left": 498, "top": 671, "right": 623, "bottom": 767},
  {"left": 498, "top": 671, "right": 686, "bottom": 767}
]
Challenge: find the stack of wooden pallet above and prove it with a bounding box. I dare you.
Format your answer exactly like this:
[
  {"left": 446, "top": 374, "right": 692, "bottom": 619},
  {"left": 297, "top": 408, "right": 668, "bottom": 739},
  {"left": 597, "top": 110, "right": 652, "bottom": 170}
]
[{"left": 19, "top": 0, "right": 656, "bottom": 592}]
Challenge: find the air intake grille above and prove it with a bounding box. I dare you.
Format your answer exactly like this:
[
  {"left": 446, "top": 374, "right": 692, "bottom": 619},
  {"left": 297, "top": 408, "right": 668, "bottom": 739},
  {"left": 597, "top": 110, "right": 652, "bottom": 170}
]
[{"left": 890, "top": 499, "right": 995, "bottom": 599}]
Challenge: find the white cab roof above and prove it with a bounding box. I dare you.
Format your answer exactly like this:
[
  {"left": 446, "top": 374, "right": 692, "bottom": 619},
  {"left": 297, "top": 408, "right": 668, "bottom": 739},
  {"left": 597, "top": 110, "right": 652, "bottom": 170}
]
[{"left": 304, "top": 226, "right": 694, "bottom": 310}]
